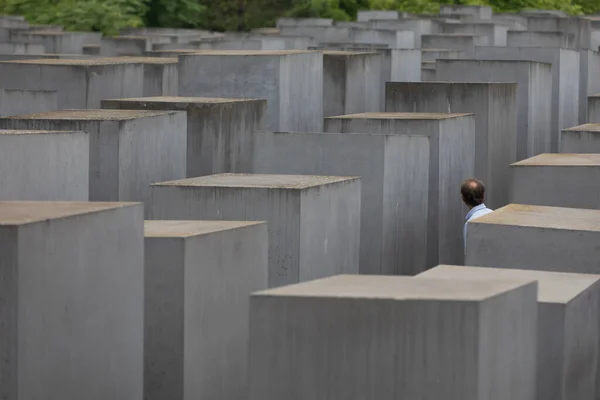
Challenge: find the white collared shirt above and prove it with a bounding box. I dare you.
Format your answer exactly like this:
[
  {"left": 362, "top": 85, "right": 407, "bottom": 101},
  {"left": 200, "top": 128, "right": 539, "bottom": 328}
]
[{"left": 464, "top": 203, "right": 493, "bottom": 255}]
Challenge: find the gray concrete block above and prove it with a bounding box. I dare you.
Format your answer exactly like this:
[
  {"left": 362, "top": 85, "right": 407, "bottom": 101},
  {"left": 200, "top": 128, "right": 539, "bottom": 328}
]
[
  {"left": 100, "top": 36, "right": 153, "bottom": 56},
  {"left": 418, "top": 265, "right": 600, "bottom": 400},
  {"left": 441, "top": 22, "right": 508, "bottom": 46},
  {"left": 102, "top": 96, "right": 265, "bottom": 177},
  {"left": 0, "top": 88, "right": 58, "bottom": 117},
  {"left": 421, "top": 48, "right": 466, "bottom": 61},
  {"left": 324, "top": 112, "right": 475, "bottom": 267},
  {"left": 466, "top": 204, "right": 600, "bottom": 274},
  {"left": 9, "top": 31, "right": 102, "bottom": 54},
  {"left": 590, "top": 95, "right": 600, "bottom": 123},
  {"left": 0, "top": 201, "right": 144, "bottom": 400},
  {"left": 421, "top": 34, "right": 488, "bottom": 57},
  {"left": 0, "top": 59, "right": 145, "bottom": 108},
  {"left": 144, "top": 220, "right": 268, "bottom": 400},
  {"left": 276, "top": 18, "right": 333, "bottom": 28},
  {"left": 0, "top": 129, "right": 88, "bottom": 200},
  {"left": 347, "top": 28, "right": 415, "bottom": 48},
  {"left": 385, "top": 82, "right": 517, "bottom": 209},
  {"left": 248, "top": 274, "right": 537, "bottom": 400},
  {"left": 391, "top": 48, "right": 421, "bottom": 81},
  {"left": 507, "top": 31, "right": 576, "bottom": 48},
  {"left": 253, "top": 131, "right": 430, "bottom": 276},
  {"left": 0, "top": 42, "right": 45, "bottom": 54},
  {"left": 369, "top": 19, "right": 442, "bottom": 47},
  {"left": 149, "top": 174, "right": 361, "bottom": 288},
  {"left": 0, "top": 15, "right": 28, "bottom": 28},
  {"left": 323, "top": 51, "right": 381, "bottom": 116},
  {"left": 99, "top": 57, "right": 178, "bottom": 97},
  {"left": 178, "top": 50, "right": 323, "bottom": 132},
  {"left": 561, "top": 123, "right": 600, "bottom": 152},
  {"left": 440, "top": 5, "right": 493, "bottom": 19},
  {"left": 0, "top": 110, "right": 186, "bottom": 206},
  {"left": 524, "top": 16, "right": 591, "bottom": 50},
  {"left": 473, "top": 46, "right": 579, "bottom": 153},
  {"left": 580, "top": 50, "right": 600, "bottom": 123},
  {"left": 510, "top": 154, "right": 600, "bottom": 209},
  {"left": 436, "top": 59, "right": 552, "bottom": 160}
]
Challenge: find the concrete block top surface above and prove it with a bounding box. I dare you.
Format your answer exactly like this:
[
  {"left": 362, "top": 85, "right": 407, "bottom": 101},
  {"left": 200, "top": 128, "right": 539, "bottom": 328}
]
[
  {"left": 152, "top": 173, "right": 360, "bottom": 189},
  {"left": 0, "top": 58, "right": 150, "bottom": 65},
  {"left": 420, "top": 265, "right": 600, "bottom": 304},
  {"left": 512, "top": 153, "right": 600, "bottom": 166},
  {"left": 323, "top": 50, "right": 379, "bottom": 56},
  {"left": 144, "top": 220, "right": 266, "bottom": 238},
  {"left": 253, "top": 274, "right": 535, "bottom": 301},
  {"left": 564, "top": 123, "right": 600, "bottom": 132},
  {"left": 437, "top": 59, "right": 551, "bottom": 67},
  {"left": 180, "top": 50, "right": 318, "bottom": 56},
  {"left": 0, "top": 201, "right": 139, "bottom": 226},
  {"left": 326, "top": 112, "right": 473, "bottom": 120},
  {"left": 2, "top": 109, "right": 176, "bottom": 121},
  {"left": 0, "top": 129, "right": 80, "bottom": 135},
  {"left": 97, "top": 56, "right": 178, "bottom": 64},
  {"left": 471, "top": 204, "right": 600, "bottom": 231},
  {"left": 105, "top": 96, "right": 266, "bottom": 106}
]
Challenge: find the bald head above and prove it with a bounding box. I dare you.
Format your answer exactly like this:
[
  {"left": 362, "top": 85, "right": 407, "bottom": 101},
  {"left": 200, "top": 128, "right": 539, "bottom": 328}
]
[{"left": 461, "top": 178, "right": 485, "bottom": 208}]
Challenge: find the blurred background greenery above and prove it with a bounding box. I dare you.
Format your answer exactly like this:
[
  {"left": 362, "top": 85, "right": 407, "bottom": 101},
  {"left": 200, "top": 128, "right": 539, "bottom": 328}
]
[{"left": 0, "top": 0, "right": 595, "bottom": 36}]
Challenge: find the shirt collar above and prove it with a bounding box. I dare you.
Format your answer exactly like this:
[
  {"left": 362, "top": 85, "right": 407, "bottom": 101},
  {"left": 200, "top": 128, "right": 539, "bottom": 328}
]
[{"left": 465, "top": 203, "right": 487, "bottom": 221}]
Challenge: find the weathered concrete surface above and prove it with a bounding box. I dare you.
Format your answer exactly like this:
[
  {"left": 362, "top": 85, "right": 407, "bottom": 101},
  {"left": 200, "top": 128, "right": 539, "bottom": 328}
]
[
  {"left": 579, "top": 51, "right": 600, "bottom": 123},
  {"left": 178, "top": 50, "right": 323, "bottom": 132},
  {"left": 441, "top": 22, "right": 508, "bottom": 46},
  {"left": 466, "top": 204, "right": 600, "bottom": 274},
  {"left": 510, "top": 154, "right": 600, "bottom": 209},
  {"left": 507, "top": 31, "right": 576, "bottom": 48},
  {"left": 0, "top": 59, "right": 145, "bottom": 108},
  {"left": 0, "top": 89, "right": 58, "bottom": 117},
  {"left": 421, "top": 48, "right": 466, "bottom": 62},
  {"left": 0, "top": 42, "right": 44, "bottom": 54},
  {"left": 253, "top": 131, "right": 430, "bottom": 276},
  {"left": 0, "top": 110, "right": 186, "bottom": 207},
  {"left": 324, "top": 112, "right": 475, "bottom": 267},
  {"left": 436, "top": 59, "right": 552, "bottom": 161},
  {"left": 418, "top": 265, "right": 600, "bottom": 400},
  {"left": 589, "top": 95, "right": 600, "bottom": 123},
  {"left": 323, "top": 51, "right": 382, "bottom": 116},
  {"left": 149, "top": 174, "right": 361, "bottom": 288},
  {"left": 391, "top": 49, "right": 421, "bottom": 81},
  {"left": 473, "top": 46, "right": 580, "bottom": 153},
  {"left": 386, "top": 82, "right": 517, "bottom": 209},
  {"left": 249, "top": 274, "right": 537, "bottom": 400},
  {"left": 99, "top": 57, "right": 178, "bottom": 97},
  {"left": 421, "top": 34, "right": 488, "bottom": 57},
  {"left": 561, "top": 123, "right": 600, "bottom": 152},
  {"left": 0, "top": 201, "right": 144, "bottom": 400},
  {"left": 102, "top": 96, "right": 265, "bottom": 177},
  {"left": 144, "top": 220, "right": 268, "bottom": 400},
  {"left": 0, "top": 130, "right": 89, "bottom": 200},
  {"left": 9, "top": 31, "right": 102, "bottom": 53}
]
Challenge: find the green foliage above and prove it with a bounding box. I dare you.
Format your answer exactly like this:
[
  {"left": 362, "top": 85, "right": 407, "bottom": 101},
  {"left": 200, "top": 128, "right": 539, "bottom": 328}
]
[{"left": 145, "top": 0, "right": 206, "bottom": 28}]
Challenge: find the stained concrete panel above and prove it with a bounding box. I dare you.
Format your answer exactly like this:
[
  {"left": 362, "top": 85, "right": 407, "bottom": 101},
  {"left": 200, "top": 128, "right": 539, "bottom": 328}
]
[
  {"left": 99, "top": 57, "right": 178, "bottom": 97},
  {"left": 323, "top": 51, "right": 381, "bottom": 116},
  {"left": 324, "top": 112, "right": 475, "bottom": 267},
  {"left": 0, "top": 89, "right": 58, "bottom": 117},
  {"left": 149, "top": 174, "right": 361, "bottom": 288},
  {"left": 0, "top": 42, "right": 45, "bottom": 54},
  {"left": 178, "top": 50, "right": 323, "bottom": 132},
  {"left": 144, "top": 220, "right": 268, "bottom": 400},
  {"left": 390, "top": 49, "right": 421, "bottom": 81},
  {"left": 253, "top": 131, "right": 430, "bottom": 276},
  {"left": 436, "top": 59, "right": 552, "bottom": 161},
  {"left": 510, "top": 154, "right": 600, "bottom": 209},
  {"left": 441, "top": 22, "right": 508, "bottom": 46},
  {"left": 579, "top": 51, "right": 600, "bottom": 123},
  {"left": 0, "top": 130, "right": 88, "bottom": 200},
  {"left": 507, "top": 31, "right": 576, "bottom": 48},
  {"left": 0, "top": 59, "right": 145, "bottom": 108},
  {"left": 589, "top": 95, "right": 600, "bottom": 123},
  {"left": 248, "top": 274, "right": 537, "bottom": 400},
  {"left": 421, "top": 34, "right": 488, "bottom": 57},
  {"left": 368, "top": 19, "right": 442, "bottom": 47},
  {"left": 473, "top": 46, "right": 580, "bottom": 153},
  {"left": 466, "top": 204, "right": 600, "bottom": 274},
  {"left": 102, "top": 96, "right": 265, "bottom": 177},
  {"left": 8, "top": 31, "right": 102, "bottom": 54},
  {"left": 561, "top": 123, "right": 600, "bottom": 152},
  {"left": 0, "top": 110, "right": 186, "bottom": 207},
  {"left": 421, "top": 48, "right": 466, "bottom": 62},
  {"left": 100, "top": 36, "right": 152, "bottom": 56},
  {"left": 418, "top": 265, "right": 600, "bottom": 400},
  {"left": 385, "top": 82, "right": 517, "bottom": 209},
  {"left": 0, "top": 201, "right": 143, "bottom": 400}
]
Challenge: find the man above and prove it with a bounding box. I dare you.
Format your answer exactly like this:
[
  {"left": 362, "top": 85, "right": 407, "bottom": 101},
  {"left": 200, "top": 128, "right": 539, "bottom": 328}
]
[{"left": 461, "top": 178, "right": 493, "bottom": 255}]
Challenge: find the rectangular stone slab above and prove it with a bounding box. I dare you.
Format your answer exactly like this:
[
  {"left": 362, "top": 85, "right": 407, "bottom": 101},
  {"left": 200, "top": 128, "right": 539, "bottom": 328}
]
[
  {"left": 144, "top": 220, "right": 267, "bottom": 400},
  {"left": 418, "top": 264, "right": 600, "bottom": 400},
  {"left": 149, "top": 173, "right": 361, "bottom": 288},
  {"left": 0, "top": 201, "right": 144, "bottom": 400},
  {"left": 248, "top": 274, "right": 537, "bottom": 400},
  {"left": 561, "top": 123, "right": 600, "bottom": 152}
]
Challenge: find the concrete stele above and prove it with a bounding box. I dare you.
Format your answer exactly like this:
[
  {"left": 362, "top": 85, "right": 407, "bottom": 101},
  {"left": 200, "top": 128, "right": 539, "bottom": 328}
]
[
  {"left": 253, "top": 131, "right": 430, "bottom": 276},
  {"left": 177, "top": 50, "right": 323, "bottom": 132},
  {"left": 561, "top": 123, "right": 600, "bottom": 153},
  {"left": 324, "top": 112, "right": 475, "bottom": 268},
  {"left": 0, "top": 201, "right": 144, "bottom": 400},
  {"left": 385, "top": 82, "right": 517, "bottom": 209},
  {"left": 0, "top": 129, "right": 89, "bottom": 200},
  {"left": 149, "top": 173, "right": 361, "bottom": 288},
  {"left": 0, "top": 88, "right": 58, "bottom": 117},
  {"left": 510, "top": 153, "right": 600, "bottom": 209},
  {"left": 0, "top": 109, "right": 187, "bottom": 207},
  {"left": 98, "top": 56, "right": 178, "bottom": 97},
  {"left": 144, "top": 220, "right": 268, "bottom": 400},
  {"left": 418, "top": 265, "right": 600, "bottom": 400},
  {"left": 466, "top": 204, "right": 600, "bottom": 274},
  {"left": 101, "top": 96, "right": 266, "bottom": 177},
  {"left": 249, "top": 274, "right": 537, "bottom": 400}
]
